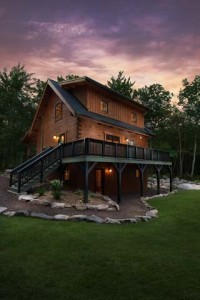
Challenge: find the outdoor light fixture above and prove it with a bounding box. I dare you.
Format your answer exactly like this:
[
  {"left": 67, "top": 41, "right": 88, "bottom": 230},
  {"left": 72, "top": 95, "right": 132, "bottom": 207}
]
[
  {"left": 125, "top": 137, "right": 129, "bottom": 142},
  {"left": 105, "top": 168, "right": 113, "bottom": 174},
  {"left": 139, "top": 136, "right": 143, "bottom": 139},
  {"left": 53, "top": 135, "right": 59, "bottom": 140}
]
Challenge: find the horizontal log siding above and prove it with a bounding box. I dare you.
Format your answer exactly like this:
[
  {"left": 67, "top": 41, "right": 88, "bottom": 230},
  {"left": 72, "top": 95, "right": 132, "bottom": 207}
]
[
  {"left": 87, "top": 87, "right": 144, "bottom": 127},
  {"left": 36, "top": 92, "right": 77, "bottom": 153},
  {"left": 79, "top": 118, "right": 148, "bottom": 147}
]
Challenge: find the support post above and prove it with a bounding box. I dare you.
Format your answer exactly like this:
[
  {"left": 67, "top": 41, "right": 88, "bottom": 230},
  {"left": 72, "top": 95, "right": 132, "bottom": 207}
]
[
  {"left": 84, "top": 161, "right": 89, "bottom": 203},
  {"left": 169, "top": 166, "right": 173, "bottom": 192},
  {"left": 137, "top": 164, "right": 147, "bottom": 198},
  {"left": 154, "top": 165, "right": 162, "bottom": 195},
  {"left": 113, "top": 163, "right": 127, "bottom": 204}
]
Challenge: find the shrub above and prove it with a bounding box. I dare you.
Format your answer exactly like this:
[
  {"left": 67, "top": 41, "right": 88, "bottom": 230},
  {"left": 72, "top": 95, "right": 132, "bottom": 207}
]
[
  {"left": 52, "top": 190, "right": 62, "bottom": 200},
  {"left": 37, "top": 187, "right": 46, "bottom": 196},
  {"left": 50, "top": 179, "right": 62, "bottom": 200}
]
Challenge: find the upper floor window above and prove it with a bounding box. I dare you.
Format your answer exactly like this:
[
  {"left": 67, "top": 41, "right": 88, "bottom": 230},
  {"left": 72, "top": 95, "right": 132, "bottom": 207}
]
[
  {"left": 100, "top": 100, "right": 108, "bottom": 113},
  {"left": 131, "top": 112, "right": 137, "bottom": 123},
  {"left": 55, "top": 102, "right": 62, "bottom": 121}
]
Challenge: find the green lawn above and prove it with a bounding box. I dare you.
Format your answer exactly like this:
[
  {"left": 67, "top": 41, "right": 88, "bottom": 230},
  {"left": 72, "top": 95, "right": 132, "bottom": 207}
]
[{"left": 1, "top": 191, "right": 200, "bottom": 300}]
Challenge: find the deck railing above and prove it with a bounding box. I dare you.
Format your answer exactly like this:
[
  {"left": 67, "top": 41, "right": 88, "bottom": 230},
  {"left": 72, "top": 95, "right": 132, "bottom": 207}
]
[{"left": 62, "top": 138, "right": 171, "bottom": 162}]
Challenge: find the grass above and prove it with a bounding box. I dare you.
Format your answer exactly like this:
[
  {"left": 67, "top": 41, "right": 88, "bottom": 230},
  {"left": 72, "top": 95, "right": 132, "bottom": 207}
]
[{"left": 1, "top": 191, "right": 200, "bottom": 300}]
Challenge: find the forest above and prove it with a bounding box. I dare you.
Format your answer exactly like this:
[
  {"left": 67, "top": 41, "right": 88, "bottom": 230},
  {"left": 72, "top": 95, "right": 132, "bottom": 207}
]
[{"left": 0, "top": 65, "right": 200, "bottom": 178}]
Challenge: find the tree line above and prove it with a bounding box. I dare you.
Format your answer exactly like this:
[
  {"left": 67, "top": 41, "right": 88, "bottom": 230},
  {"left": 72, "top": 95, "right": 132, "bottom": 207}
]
[{"left": 0, "top": 65, "right": 200, "bottom": 178}]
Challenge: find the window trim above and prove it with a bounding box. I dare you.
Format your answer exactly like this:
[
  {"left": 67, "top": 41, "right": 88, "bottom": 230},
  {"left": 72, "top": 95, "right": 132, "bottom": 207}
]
[
  {"left": 55, "top": 102, "right": 62, "bottom": 121},
  {"left": 131, "top": 112, "right": 137, "bottom": 123},
  {"left": 100, "top": 100, "right": 108, "bottom": 113}
]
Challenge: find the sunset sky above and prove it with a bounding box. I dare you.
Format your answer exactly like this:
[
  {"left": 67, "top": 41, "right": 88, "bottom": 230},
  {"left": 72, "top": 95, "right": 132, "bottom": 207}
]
[{"left": 0, "top": 0, "right": 200, "bottom": 98}]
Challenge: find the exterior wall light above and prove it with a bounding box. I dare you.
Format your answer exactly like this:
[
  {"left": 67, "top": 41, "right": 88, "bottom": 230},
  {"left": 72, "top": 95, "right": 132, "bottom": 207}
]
[
  {"left": 53, "top": 135, "right": 59, "bottom": 140},
  {"left": 105, "top": 168, "right": 113, "bottom": 174}
]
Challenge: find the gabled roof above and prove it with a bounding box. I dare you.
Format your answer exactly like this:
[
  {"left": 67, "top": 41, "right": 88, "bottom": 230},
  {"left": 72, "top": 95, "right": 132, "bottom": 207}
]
[
  {"left": 60, "top": 76, "right": 148, "bottom": 112},
  {"left": 24, "top": 78, "right": 153, "bottom": 142},
  {"left": 49, "top": 79, "right": 153, "bottom": 136}
]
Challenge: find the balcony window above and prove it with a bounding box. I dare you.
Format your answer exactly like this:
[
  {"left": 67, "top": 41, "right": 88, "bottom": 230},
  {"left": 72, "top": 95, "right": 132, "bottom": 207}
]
[
  {"left": 100, "top": 100, "right": 108, "bottom": 113},
  {"left": 106, "top": 134, "right": 120, "bottom": 143}
]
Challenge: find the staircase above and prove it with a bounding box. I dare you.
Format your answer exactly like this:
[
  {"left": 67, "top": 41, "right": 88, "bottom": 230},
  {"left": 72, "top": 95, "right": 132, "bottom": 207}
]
[{"left": 9, "top": 145, "right": 62, "bottom": 193}]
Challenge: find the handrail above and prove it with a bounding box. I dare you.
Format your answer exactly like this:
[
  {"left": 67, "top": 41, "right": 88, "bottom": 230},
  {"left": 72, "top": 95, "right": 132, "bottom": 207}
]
[
  {"left": 17, "top": 145, "right": 61, "bottom": 173},
  {"left": 10, "top": 146, "right": 52, "bottom": 174},
  {"left": 10, "top": 145, "right": 62, "bottom": 191}
]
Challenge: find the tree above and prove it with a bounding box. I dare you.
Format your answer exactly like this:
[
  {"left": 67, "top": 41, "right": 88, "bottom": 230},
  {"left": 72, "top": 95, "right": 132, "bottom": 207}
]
[
  {"left": 178, "top": 76, "right": 200, "bottom": 177},
  {"left": 0, "top": 64, "right": 41, "bottom": 169},
  {"left": 107, "top": 71, "right": 136, "bottom": 99},
  {"left": 57, "top": 74, "right": 80, "bottom": 83},
  {"left": 137, "top": 84, "right": 173, "bottom": 131}
]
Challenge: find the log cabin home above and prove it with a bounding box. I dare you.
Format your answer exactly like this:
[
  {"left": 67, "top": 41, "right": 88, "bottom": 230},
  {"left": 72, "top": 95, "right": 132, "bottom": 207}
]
[{"left": 9, "top": 76, "right": 172, "bottom": 202}]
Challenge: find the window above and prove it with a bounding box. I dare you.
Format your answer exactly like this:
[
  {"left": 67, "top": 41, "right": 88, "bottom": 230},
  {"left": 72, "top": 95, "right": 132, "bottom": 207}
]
[
  {"left": 100, "top": 100, "right": 108, "bottom": 113},
  {"left": 131, "top": 112, "right": 137, "bottom": 123},
  {"left": 55, "top": 103, "right": 62, "bottom": 121},
  {"left": 106, "top": 134, "right": 120, "bottom": 143}
]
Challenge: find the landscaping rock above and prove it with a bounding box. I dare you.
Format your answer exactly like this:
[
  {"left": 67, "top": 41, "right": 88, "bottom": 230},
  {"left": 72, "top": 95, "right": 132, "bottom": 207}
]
[
  {"left": 18, "top": 194, "right": 37, "bottom": 202},
  {"left": 105, "top": 218, "right": 121, "bottom": 224},
  {"left": 54, "top": 214, "right": 69, "bottom": 221},
  {"left": 107, "top": 207, "right": 116, "bottom": 211},
  {"left": 0, "top": 206, "right": 7, "bottom": 214},
  {"left": 146, "top": 209, "right": 158, "bottom": 218},
  {"left": 86, "top": 204, "right": 98, "bottom": 210},
  {"left": 31, "top": 199, "right": 51, "bottom": 206},
  {"left": 118, "top": 218, "right": 137, "bottom": 224},
  {"left": 97, "top": 204, "right": 109, "bottom": 211},
  {"left": 75, "top": 203, "right": 87, "bottom": 210},
  {"left": 15, "top": 209, "right": 29, "bottom": 216},
  {"left": 68, "top": 215, "right": 87, "bottom": 221},
  {"left": 64, "top": 203, "right": 73, "bottom": 208},
  {"left": 51, "top": 202, "right": 65, "bottom": 209},
  {"left": 85, "top": 215, "right": 104, "bottom": 223},
  {"left": 31, "top": 212, "right": 53, "bottom": 220},
  {"left": 3, "top": 211, "right": 15, "bottom": 217}
]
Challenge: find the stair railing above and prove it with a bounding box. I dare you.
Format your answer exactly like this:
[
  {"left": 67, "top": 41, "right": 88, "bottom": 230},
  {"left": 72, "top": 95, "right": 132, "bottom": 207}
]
[{"left": 10, "top": 145, "right": 62, "bottom": 193}]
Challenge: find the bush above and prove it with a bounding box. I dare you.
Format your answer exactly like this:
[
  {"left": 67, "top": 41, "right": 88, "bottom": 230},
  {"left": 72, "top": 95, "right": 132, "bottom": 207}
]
[
  {"left": 50, "top": 179, "right": 62, "bottom": 200},
  {"left": 37, "top": 187, "right": 46, "bottom": 197}
]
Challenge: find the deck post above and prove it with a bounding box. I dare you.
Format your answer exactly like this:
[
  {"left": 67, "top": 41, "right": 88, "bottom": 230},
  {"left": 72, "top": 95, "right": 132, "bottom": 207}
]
[
  {"left": 137, "top": 164, "right": 147, "bottom": 198},
  {"left": 84, "top": 161, "right": 89, "bottom": 203},
  {"left": 154, "top": 165, "right": 162, "bottom": 195},
  {"left": 40, "top": 158, "right": 44, "bottom": 183},
  {"left": 113, "top": 163, "right": 127, "bottom": 204},
  {"left": 168, "top": 165, "right": 173, "bottom": 192}
]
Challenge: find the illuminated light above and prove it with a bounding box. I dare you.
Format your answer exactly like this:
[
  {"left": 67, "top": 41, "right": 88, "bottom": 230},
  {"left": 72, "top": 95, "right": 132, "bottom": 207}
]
[
  {"left": 139, "top": 136, "right": 143, "bottom": 139},
  {"left": 105, "top": 168, "right": 113, "bottom": 174},
  {"left": 125, "top": 138, "right": 129, "bottom": 142},
  {"left": 53, "top": 135, "right": 57, "bottom": 140}
]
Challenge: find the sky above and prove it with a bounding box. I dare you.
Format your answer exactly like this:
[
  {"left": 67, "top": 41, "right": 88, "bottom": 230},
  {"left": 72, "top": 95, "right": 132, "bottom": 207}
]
[{"left": 0, "top": 0, "right": 200, "bottom": 98}]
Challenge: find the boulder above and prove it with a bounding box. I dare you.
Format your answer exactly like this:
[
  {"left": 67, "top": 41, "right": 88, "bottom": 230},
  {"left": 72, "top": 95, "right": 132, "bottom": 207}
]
[
  {"left": 75, "top": 203, "right": 87, "bottom": 210},
  {"left": 97, "top": 204, "right": 109, "bottom": 211},
  {"left": 51, "top": 202, "right": 65, "bottom": 209},
  {"left": 15, "top": 210, "right": 29, "bottom": 216},
  {"left": 86, "top": 204, "right": 98, "bottom": 210},
  {"left": 85, "top": 215, "right": 104, "bottom": 224},
  {"left": 146, "top": 209, "right": 158, "bottom": 218},
  {"left": 18, "top": 194, "right": 37, "bottom": 202},
  {"left": 105, "top": 218, "right": 120, "bottom": 225},
  {"left": 31, "top": 199, "right": 51, "bottom": 206},
  {"left": 118, "top": 218, "right": 137, "bottom": 224},
  {"left": 64, "top": 203, "right": 73, "bottom": 208},
  {"left": 54, "top": 214, "right": 69, "bottom": 221},
  {"left": 68, "top": 215, "right": 87, "bottom": 221},
  {"left": 31, "top": 212, "right": 53, "bottom": 220},
  {"left": 0, "top": 207, "right": 7, "bottom": 214},
  {"left": 3, "top": 211, "right": 15, "bottom": 217}
]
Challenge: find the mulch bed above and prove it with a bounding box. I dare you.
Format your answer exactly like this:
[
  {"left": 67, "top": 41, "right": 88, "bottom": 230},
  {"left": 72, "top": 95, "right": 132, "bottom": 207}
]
[{"left": 0, "top": 175, "right": 154, "bottom": 218}]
